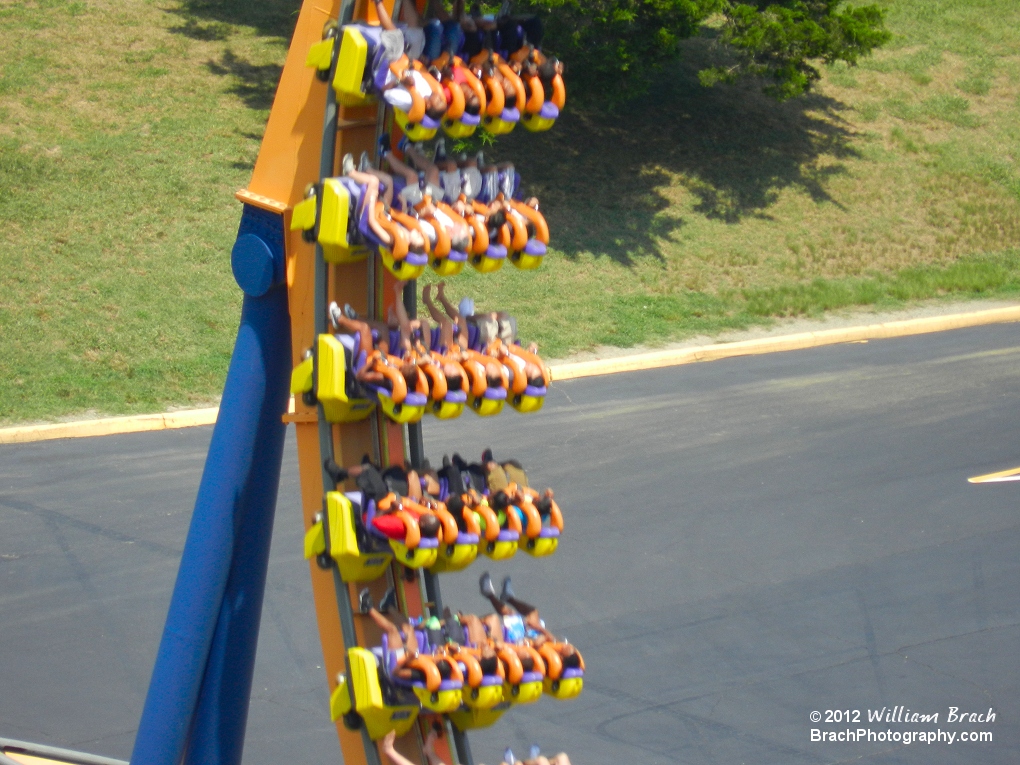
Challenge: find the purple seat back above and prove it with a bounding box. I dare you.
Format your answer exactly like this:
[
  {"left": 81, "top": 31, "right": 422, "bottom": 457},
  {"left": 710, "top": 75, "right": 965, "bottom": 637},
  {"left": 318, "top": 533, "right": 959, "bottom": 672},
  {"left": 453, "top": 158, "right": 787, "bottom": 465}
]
[
  {"left": 523, "top": 239, "right": 546, "bottom": 256},
  {"left": 485, "top": 244, "right": 507, "bottom": 259}
]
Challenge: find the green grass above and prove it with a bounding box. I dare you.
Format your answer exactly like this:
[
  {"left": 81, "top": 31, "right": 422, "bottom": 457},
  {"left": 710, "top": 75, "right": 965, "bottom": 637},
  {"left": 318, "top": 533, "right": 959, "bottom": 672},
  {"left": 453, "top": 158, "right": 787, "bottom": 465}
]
[{"left": 2, "top": 0, "right": 1020, "bottom": 423}]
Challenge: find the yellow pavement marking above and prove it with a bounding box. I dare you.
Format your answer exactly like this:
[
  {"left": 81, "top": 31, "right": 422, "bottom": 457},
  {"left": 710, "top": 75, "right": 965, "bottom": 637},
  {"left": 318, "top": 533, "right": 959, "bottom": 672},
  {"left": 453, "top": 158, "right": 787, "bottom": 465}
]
[
  {"left": 2, "top": 304, "right": 1019, "bottom": 445},
  {"left": 968, "top": 465, "right": 1020, "bottom": 484},
  {"left": 4, "top": 753, "right": 80, "bottom": 765}
]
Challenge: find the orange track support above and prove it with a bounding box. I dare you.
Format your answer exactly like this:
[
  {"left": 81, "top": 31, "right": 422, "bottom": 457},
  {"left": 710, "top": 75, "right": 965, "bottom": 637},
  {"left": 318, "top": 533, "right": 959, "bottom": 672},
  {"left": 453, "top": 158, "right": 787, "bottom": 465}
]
[{"left": 238, "top": 2, "right": 455, "bottom": 764}]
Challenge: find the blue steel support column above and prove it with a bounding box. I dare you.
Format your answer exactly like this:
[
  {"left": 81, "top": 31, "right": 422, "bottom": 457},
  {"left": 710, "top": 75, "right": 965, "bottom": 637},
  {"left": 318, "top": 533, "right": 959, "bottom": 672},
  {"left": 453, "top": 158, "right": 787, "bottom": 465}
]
[{"left": 131, "top": 206, "right": 290, "bottom": 765}]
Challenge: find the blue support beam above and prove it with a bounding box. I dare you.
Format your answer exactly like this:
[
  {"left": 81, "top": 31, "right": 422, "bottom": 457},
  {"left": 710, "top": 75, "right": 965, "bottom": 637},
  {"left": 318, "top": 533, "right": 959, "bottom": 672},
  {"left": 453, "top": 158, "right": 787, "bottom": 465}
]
[{"left": 131, "top": 206, "right": 291, "bottom": 765}]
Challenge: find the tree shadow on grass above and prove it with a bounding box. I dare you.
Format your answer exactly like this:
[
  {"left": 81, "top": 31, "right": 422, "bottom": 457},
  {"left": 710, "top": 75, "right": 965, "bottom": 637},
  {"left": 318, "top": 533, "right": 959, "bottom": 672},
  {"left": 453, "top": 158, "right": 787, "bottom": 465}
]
[
  {"left": 498, "top": 33, "right": 859, "bottom": 265},
  {"left": 168, "top": 0, "right": 299, "bottom": 42},
  {"left": 165, "top": 5, "right": 859, "bottom": 267},
  {"left": 205, "top": 50, "right": 282, "bottom": 111},
  {"left": 165, "top": 0, "right": 295, "bottom": 111}
]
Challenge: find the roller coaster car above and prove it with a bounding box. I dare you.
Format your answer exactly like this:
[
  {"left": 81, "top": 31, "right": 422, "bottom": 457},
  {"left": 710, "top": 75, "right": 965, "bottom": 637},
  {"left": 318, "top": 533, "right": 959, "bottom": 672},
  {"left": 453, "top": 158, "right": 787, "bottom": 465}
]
[
  {"left": 441, "top": 629, "right": 506, "bottom": 710},
  {"left": 439, "top": 458, "right": 519, "bottom": 560},
  {"left": 463, "top": 351, "right": 508, "bottom": 417},
  {"left": 453, "top": 199, "right": 504, "bottom": 273},
  {"left": 351, "top": 183, "right": 427, "bottom": 281},
  {"left": 427, "top": 498, "right": 480, "bottom": 573},
  {"left": 427, "top": 375, "right": 469, "bottom": 421},
  {"left": 511, "top": 46, "right": 566, "bottom": 132},
  {"left": 482, "top": 504, "right": 522, "bottom": 560},
  {"left": 414, "top": 353, "right": 466, "bottom": 421},
  {"left": 495, "top": 642, "right": 544, "bottom": 705},
  {"left": 538, "top": 643, "right": 585, "bottom": 700},
  {"left": 311, "top": 333, "right": 376, "bottom": 423},
  {"left": 356, "top": 345, "right": 429, "bottom": 425},
  {"left": 291, "top": 178, "right": 371, "bottom": 264},
  {"left": 475, "top": 53, "right": 525, "bottom": 136},
  {"left": 387, "top": 205, "right": 434, "bottom": 282},
  {"left": 330, "top": 647, "right": 419, "bottom": 740},
  {"left": 428, "top": 201, "right": 470, "bottom": 277},
  {"left": 488, "top": 341, "right": 547, "bottom": 415},
  {"left": 506, "top": 200, "right": 549, "bottom": 271},
  {"left": 379, "top": 631, "right": 464, "bottom": 713},
  {"left": 474, "top": 200, "right": 516, "bottom": 274},
  {"left": 404, "top": 198, "right": 457, "bottom": 278},
  {"left": 522, "top": 514, "right": 559, "bottom": 557},
  {"left": 520, "top": 73, "right": 564, "bottom": 133},
  {"left": 389, "top": 60, "right": 443, "bottom": 142},
  {"left": 370, "top": 463, "right": 477, "bottom": 572},
  {"left": 435, "top": 56, "right": 486, "bottom": 139},
  {"left": 371, "top": 494, "right": 440, "bottom": 569},
  {"left": 303, "top": 491, "right": 394, "bottom": 582}
]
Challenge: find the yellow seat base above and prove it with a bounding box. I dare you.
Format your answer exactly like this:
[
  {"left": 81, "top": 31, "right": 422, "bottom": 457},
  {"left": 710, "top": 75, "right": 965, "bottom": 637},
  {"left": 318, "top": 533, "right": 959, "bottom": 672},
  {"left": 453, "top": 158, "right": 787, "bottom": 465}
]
[
  {"left": 469, "top": 253, "right": 505, "bottom": 274},
  {"left": 522, "top": 113, "right": 556, "bottom": 132},
  {"left": 544, "top": 675, "right": 583, "bottom": 700},
  {"left": 381, "top": 247, "right": 426, "bottom": 280},
  {"left": 449, "top": 701, "right": 510, "bottom": 731},
  {"left": 413, "top": 685, "right": 463, "bottom": 713},
  {"left": 482, "top": 538, "right": 518, "bottom": 560},
  {"left": 379, "top": 393, "right": 426, "bottom": 424},
  {"left": 394, "top": 109, "right": 438, "bottom": 142},
  {"left": 510, "top": 251, "right": 544, "bottom": 270},
  {"left": 431, "top": 255, "right": 465, "bottom": 276},
  {"left": 462, "top": 682, "right": 504, "bottom": 710},
  {"left": 429, "top": 399, "right": 465, "bottom": 420},
  {"left": 442, "top": 118, "right": 477, "bottom": 139},
  {"left": 503, "top": 679, "right": 543, "bottom": 704},
  {"left": 428, "top": 541, "right": 478, "bottom": 572},
  {"left": 523, "top": 534, "right": 558, "bottom": 557},
  {"left": 482, "top": 115, "right": 517, "bottom": 135},
  {"left": 390, "top": 539, "right": 440, "bottom": 569},
  {"left": 510, "top": 393, "right": 545, "bottom": 414},
  {"left": 469, "top": 395, "right": 505, "bottom": 417}
]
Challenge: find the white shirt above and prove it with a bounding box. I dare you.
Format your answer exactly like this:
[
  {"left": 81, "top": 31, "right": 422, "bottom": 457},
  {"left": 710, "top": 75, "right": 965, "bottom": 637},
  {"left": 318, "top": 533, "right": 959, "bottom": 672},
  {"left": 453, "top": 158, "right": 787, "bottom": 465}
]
[{"left": 383, "top": 69, "right": 433, "bottom": 113}]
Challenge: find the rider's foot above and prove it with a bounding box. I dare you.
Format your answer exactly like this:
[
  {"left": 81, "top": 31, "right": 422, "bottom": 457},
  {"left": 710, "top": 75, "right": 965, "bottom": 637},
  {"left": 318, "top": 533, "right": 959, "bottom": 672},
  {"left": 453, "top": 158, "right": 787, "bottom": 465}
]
[
  {"left": 358, "top": 587, "right": 373, "bottom": 615},
  {"left": 379, "top": 586, "right": 398, "bottom": 614},
  {"left": 500, "top": 576, "right": 514, "bottom": 604},
  {"left": 479, "top": 571, "right": 497, "bottom": 600}
]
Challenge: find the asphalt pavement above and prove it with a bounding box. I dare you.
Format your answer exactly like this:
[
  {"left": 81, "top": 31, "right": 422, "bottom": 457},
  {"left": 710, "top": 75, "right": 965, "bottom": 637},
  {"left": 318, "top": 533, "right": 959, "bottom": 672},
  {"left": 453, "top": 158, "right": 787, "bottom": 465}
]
[{"left": 1, "top": 323, "right": 1018, "bottom": 765}]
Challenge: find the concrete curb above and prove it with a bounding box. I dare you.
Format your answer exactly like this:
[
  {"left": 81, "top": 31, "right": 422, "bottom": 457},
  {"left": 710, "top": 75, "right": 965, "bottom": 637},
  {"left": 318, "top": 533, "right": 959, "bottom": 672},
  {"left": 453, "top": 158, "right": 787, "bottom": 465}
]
[
  {"left": 551, "top": 305, "right": 1020, "bottom": 381},
  {"left": 3, "top": 305, "right": 1018, "bottom": 445},
  {"left": 0, "top": 408, "right": 219, "bottom": 445}
]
